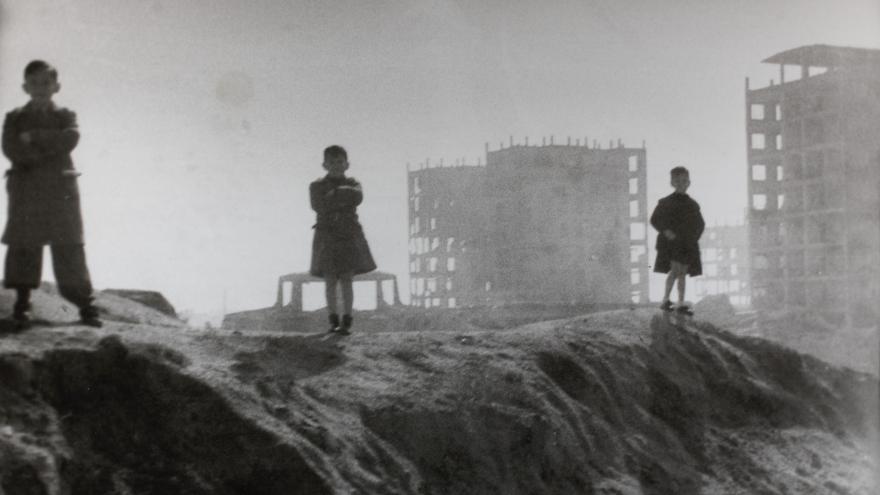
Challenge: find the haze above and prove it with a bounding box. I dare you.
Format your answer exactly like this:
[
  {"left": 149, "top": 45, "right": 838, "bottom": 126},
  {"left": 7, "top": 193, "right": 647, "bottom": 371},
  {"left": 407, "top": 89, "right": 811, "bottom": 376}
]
[{"left": 1, "top": 0, "right": 877, "bottom": 323}]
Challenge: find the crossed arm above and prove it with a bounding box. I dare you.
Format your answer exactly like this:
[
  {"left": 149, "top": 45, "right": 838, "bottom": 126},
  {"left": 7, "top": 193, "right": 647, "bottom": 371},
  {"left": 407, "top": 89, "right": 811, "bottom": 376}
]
[
  {"left": 2, "top": 110, "right": 79, "bottom": 166},
  {"left": 310, "top": 181, "right": 363, "bottom": 213}
]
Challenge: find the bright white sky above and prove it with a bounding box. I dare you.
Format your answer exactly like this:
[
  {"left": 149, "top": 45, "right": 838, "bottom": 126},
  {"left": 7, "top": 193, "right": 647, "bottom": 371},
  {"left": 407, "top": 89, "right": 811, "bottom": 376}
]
[{"left": 1, "top": 0, "right": 878, "bottom": 321}]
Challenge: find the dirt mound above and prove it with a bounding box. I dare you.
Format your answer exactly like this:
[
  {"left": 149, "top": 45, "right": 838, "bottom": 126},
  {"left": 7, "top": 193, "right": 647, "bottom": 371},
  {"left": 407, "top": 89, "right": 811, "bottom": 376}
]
[
  {"left": 729, "top": 308, "right": 879, "bottom": 376},
  {"left": 1, "top": 306, "right": 877, "bottom": 494},
  {"left": 0, "top": 284, "right": 184, "bottom": 332}
]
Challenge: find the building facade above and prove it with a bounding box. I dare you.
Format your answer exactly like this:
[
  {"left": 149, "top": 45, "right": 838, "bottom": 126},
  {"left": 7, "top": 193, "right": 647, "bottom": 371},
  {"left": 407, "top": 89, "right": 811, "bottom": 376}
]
[
  {"left": 408, "top": 140, "right": 649, "bottom": 308},
  {"left": 746, "top": 45, "right": 880, "bottom": 325},
  {"left": 692, "top": 224, "right": 751, "bottom": 307},
  {"left": 407, "top": 163, "right": 487, "bottom": 308}
]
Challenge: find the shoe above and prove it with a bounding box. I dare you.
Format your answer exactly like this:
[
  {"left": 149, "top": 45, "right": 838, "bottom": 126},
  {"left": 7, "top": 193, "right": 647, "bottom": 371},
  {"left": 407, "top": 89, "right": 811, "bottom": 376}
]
[
  {"left": 79, "top": 305, "right": 103, "bottom": 327},
  {"left": 676, "top": 305, "right": 694, "bottom": 316},
  {"left": 337, "top": 314, "right": 353, "bottom": 335},
  {"left": 327, "top": 313, "right": 340, "bottom": 333},
  {"left": 12, "top": 302, "right": 32, "bottom": 329},
  {"left": 12, "top": 311, "right": 31, "bottom": 330},
  {"left": 659, "top": 300, "right": 674, "bottom": 312}
]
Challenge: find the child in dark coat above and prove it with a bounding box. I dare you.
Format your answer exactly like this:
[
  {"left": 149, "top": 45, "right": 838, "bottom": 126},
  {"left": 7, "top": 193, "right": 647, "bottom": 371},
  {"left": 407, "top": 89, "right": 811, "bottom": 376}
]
[
  {"left": 309, "top": 145, "right": 376, "bottom": 334},
  {"left": 650, "top": 166, "right": 705, "bottom": 315},
  {"left": 2, "top": 60, "right": 100, "bottom": 328}
]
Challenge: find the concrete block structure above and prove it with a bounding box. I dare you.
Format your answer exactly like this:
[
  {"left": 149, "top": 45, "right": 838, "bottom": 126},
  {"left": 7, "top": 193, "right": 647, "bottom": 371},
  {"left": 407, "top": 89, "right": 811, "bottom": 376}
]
[
  {"left": 692, "top": 224, "right": 751, "bottom": 307},
  {"left": 407, "top": 162, "right": 487, "bottom": 308},
  {"left": 408, "top": 139, "right": 649, "bottom": 308},
  {"left": 746, "top": 45, "right": 880, "bottom": 325}
]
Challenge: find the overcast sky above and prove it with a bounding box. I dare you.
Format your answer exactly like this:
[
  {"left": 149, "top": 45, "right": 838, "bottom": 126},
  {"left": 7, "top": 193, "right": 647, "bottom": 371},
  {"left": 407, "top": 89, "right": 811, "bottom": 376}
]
[{"left": 1, "top": 0, "right": 878, "bottom": 320}]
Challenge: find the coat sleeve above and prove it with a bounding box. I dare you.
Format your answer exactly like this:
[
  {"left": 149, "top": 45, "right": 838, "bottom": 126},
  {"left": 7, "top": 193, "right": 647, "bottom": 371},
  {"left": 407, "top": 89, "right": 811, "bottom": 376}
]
[
  {"left": 649, "top": 199, "right": 670, "bottom": 233},
  {"left": 334, "top": 179, "right": 363, "bottom": 207},
  {"left": 694, "top": 203, "right": 705, "bottom": 241},
  {"left": 2, "top": 111, "right": 44, "bottom": 165},
  {"left": 309, "top": 181, "right": 326, "bottom": 213},
  {"left": 32, "top": 109, "right": 79, "bottom": 155}
]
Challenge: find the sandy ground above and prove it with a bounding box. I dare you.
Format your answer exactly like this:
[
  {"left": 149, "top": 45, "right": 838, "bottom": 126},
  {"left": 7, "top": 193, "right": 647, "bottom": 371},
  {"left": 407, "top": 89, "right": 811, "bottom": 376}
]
[{"left": 1, "top": 289, "right": 877, "bottom": 494}]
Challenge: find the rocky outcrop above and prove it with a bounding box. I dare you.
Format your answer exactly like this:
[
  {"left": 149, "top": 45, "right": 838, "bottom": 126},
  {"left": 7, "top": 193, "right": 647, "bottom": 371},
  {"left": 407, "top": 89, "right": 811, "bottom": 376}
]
[{"left": 101, "top": 290, "right": 178, "bottom": 318}]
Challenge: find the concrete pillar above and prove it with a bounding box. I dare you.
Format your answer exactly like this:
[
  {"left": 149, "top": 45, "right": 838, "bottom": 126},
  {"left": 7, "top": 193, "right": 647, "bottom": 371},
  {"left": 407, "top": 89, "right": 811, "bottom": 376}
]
[
  {"left": 801, "top": 64, "right": 809, "bottom": 80},
  {"left": 376, "top": 279, "right": 385, "bottom": 307},
  {"left": 292, "top": 282, "right": 303, "bottom": 311},
  {"left": 275, "top": 280, "right": 284, "bottom": 307}
]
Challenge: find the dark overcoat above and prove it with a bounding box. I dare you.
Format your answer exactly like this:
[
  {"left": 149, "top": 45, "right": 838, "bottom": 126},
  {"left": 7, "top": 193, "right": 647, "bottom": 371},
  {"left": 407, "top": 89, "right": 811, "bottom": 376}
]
[
  {"left": 2, "top": 102, "right": 84, "bottom": 246},
  {"left": 650, "top": 192, "right": 705, "bottom": 276},
  {"left": 309, "top": 175, "right": 376, "bottom": 278}
]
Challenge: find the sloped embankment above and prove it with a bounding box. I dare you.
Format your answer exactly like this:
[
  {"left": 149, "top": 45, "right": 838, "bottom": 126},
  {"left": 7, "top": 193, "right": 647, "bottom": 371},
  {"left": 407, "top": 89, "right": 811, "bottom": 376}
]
[
  {"left": 340, "top": 312, "right": 878, "bottom": 494},
  {"left": 2, "top": 304, "right": 878, "bottom": 494},
  {"left": 1, "top": 335, "right": 331, "bottom": 494}
]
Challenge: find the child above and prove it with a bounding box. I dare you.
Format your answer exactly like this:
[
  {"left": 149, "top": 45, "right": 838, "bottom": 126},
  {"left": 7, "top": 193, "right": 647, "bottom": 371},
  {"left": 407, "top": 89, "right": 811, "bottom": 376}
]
[
  {"left": 650, "top": 166, "right": 705, "bottom": 315},
  {"left": 2, "top": 60, "right": 101, "bottom": 328},
  {"left": 309, "top": 145, "right": 376, "bottom": 334}
]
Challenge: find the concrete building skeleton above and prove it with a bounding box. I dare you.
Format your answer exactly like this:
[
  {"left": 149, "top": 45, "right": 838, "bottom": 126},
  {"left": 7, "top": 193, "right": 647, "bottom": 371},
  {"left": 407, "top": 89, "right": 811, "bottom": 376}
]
[
  {"left": 746, "top": 45, "right": 880, "bottom": 326},
  {"left": 408, "top": 139, "right": 649, "bottom": 308},
  {"left": 692, "top": 223, "right": 751, "bottom": 307}
]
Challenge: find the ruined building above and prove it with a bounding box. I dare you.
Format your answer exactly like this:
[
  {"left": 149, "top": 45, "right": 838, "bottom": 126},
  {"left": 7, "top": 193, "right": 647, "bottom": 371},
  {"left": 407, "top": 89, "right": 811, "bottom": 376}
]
[
  {"left": 692, "top": 223, "right": 751, "bottom": 307},
  {"left": 408, "top": 139, "right": 649, "bottom": 308},
  {"left": 746, "top": 45, "right": 880, "bottom": 325}
]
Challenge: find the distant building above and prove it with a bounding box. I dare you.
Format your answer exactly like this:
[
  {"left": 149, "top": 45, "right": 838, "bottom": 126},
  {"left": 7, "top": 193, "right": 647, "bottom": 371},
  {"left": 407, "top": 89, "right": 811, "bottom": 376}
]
[
  {"left": 692, "top": 224, "right": 751, "bottom": 307},
  {"left": 746, "top": 45, "right": 880, "bottom": 325},
  {"left": 407, "top": 164, "right": 487, "bottom": 308},
  {"left": 408, "top": 138, "right": 649, "bottom": 308}
]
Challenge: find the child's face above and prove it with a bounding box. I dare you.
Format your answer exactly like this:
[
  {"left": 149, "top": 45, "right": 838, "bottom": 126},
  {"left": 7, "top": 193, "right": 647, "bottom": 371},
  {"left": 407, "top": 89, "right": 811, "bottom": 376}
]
[
  {"left": 671, "top": 173, "right": 690, "bottom": 193},
  {"left": 22, "top": 70, "right": 60, "bottom": 104},
  {"left": 323, "top": 155, "right": 349, "bottom": 176}
]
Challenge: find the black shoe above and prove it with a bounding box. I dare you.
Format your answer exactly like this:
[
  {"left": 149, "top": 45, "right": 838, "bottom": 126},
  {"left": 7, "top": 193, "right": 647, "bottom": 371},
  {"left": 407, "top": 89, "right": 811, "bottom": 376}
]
[
  {"left": 12, "top": 301, "right": 32, "bottom": 329},
  {"left": 12, "top": 311, "right": 31, "bottom": 330},
  {"left": 337, "top": 314, "right": 353, "bottom": 335},
  {"left": 659, "top": 301, "right": 674, "bottom": 312},
  {"left": 328, "top": 313, "right": 340, "bottom": 333},
  {"left": 79, "top": 305, "right": 103, "bottom": 327},
  {"left": 676, "top": 305, "right": 694, "bottom": 316}
]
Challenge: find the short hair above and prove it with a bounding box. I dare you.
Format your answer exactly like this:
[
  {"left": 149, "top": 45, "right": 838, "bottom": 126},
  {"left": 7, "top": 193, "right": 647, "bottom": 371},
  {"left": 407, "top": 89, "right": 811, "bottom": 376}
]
[
  {"left": 324, "top": 145, "right": 348, "bottom": 161},
  {"left": 24, "top": 60, "right": 58, "bottom": 80},
  {"left": 670, "top": 166, "right": 689, "bottom": 179}
]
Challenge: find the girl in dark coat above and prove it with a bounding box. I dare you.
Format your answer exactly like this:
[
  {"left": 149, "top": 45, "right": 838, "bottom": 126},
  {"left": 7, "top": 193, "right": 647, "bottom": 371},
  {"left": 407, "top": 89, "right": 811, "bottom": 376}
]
[
  {"left": 650, "top": 166, "right": 705, "bottom": 315},
  {"left": 309, "top": 145, "right": 376, "bottom": 334}
]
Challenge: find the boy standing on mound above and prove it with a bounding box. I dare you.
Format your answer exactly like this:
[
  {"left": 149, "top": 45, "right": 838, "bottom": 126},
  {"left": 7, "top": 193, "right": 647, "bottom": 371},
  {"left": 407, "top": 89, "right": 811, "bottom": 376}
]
[
  {"left": 650, "top": 166, "right": 705, "bottom": 316},
  {"left": 309, "top": 145, "right": 376, "bottom": 334},
  {"left": 2, "top": 60, "right": 101, "bottom": 328}
]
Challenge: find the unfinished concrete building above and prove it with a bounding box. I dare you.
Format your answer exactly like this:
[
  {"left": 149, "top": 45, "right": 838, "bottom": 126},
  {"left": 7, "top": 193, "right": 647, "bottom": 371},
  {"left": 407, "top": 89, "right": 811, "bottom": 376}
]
[
  {"left": 408, "top": 138, "right": 649, "bottom": 308},
  {"left": 692, "top": 224, "right": 751, "bottom": 307},
  {"left": 746, "top": 45, "right": 880, "bottom": 325},
  {"left": 408, "top": 162, "right": 487, "bottom": 308}
]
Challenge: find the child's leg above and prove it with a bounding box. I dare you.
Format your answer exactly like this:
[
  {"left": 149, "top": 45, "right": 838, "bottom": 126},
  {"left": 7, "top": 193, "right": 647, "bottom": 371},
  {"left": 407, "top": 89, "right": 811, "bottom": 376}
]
[
  {"left": 339, "top": 272, "right": 354, "bottom": 316},
  {"left": 4, "top": 245, "right": 43, "bottom": 318},
  {"left": 676, "top": 273, "right": 687, "bottom": 305},
  {"left": 50, "top": 244, "right": 96, "bottom": 314},
  {"left": 662, "top": 271, "right": 676, "bottom": 303},
  {"left": 325, "top": 274, "right": 339, "bottom": 316},
  {"left": 670, "top": 261, "right": 688, "bottom": 305},
  {"left": 14, "top": 288, "right": 31, "bottom": 315}
]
